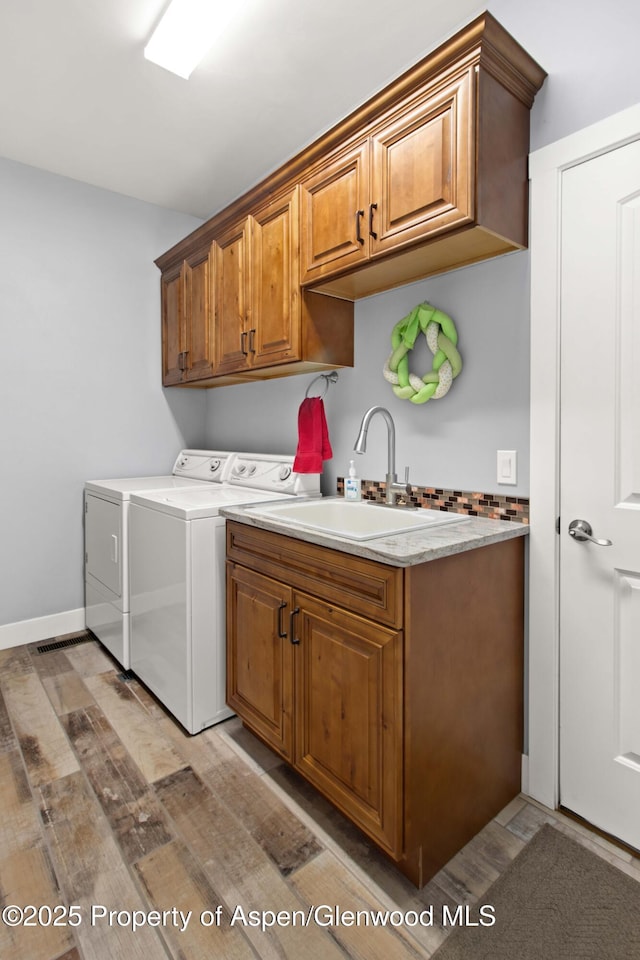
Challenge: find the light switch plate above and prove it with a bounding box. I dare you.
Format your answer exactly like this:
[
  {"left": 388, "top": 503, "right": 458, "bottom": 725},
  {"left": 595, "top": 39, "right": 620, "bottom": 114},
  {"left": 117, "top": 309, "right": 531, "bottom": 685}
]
[{"left": 497, "top": 450, "right": 517, "bottom": 485}]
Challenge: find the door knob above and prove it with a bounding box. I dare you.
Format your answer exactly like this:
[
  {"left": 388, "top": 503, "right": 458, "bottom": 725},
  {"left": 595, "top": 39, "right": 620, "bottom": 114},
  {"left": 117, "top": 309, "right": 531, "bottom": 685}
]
[{"left": 568, "top": 519, "right": 612, "bottom": 546}]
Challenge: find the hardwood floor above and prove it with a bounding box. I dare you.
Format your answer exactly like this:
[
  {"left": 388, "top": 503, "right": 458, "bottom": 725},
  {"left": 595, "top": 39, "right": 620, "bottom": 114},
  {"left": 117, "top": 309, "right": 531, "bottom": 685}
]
[{"left": 1, "top": 633, "right": 638, "bottom": 960}]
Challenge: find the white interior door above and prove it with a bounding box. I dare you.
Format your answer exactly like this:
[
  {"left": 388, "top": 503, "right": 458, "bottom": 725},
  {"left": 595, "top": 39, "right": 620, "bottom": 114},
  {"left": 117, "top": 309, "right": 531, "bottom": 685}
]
[{"left": 559, "top": 138, "right": 640, "bottom": 848}]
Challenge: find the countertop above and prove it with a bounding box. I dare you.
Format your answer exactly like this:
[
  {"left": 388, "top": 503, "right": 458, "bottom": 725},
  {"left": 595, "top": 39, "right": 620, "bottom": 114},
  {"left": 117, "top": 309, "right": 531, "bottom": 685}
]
[{"left": 220, "top": 498, "right": 529, "bottom": 568}]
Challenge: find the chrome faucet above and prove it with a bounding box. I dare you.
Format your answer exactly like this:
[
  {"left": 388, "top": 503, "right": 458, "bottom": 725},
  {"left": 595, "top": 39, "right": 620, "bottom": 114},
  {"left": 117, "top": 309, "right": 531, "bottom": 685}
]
[{"left": 354, "top": 406, "right": 412, "bottom": 505}]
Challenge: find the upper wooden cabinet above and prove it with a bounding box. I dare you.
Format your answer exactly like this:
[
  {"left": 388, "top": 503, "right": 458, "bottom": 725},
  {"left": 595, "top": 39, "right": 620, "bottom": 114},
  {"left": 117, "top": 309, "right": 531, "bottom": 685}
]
[
  {"left": 214, "top": 189, "right": 304, "bottom": 377},
  {"left": 161, "top": 186, "right": 354, "bottom": 388},
  {"left": 161, "top": 261, "right": 183, "bottom": 386},
  {"left": 299, "top": 29, "right": 545, "bottom": 300},
  {"left": 370, "top": 67, "right": 474, "bottom": 255},
  {"left": 162, "top": 244, "right": 215, "bottom": 385},
  {"left": 213, "top": 216, "right": 252, "bottom": 377},
  {"left": 156, "top": 12, "right": 545, "bottom": 385},
  {"left": 300, "top": 66, "right": 475, "bottom": 290},
  {"left": 299, "top": 141, "right": 371, "bottom": 281},
  {"left": 251, "top": 189, "right": 302, "bottom": 369}
]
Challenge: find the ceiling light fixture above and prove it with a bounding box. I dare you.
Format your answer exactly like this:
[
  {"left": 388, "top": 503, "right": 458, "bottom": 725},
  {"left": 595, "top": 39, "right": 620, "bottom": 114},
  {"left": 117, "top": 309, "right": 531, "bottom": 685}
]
[{"left": 144, "top": 0, "right": 240, "bottom": 79}]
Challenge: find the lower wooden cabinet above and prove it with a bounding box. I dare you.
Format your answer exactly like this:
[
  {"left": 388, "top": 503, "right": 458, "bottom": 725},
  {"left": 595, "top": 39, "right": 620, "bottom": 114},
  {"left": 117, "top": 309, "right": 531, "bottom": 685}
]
[
  {"left": 291, "top": 594, "right": 402, "bottom": 856},
  {"left": 226, "top": 563, "right": 294, "bottom": 759},
  {"left": 227, "top": 560, "right": 402, "bottom": 856},
  {"left": 226, "top": 520, "right": 525, "bottom": 887}
]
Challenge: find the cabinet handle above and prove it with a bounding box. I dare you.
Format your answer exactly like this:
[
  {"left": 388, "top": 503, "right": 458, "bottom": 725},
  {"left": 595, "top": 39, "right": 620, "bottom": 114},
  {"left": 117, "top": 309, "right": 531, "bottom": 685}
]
[
  {"left": 277, "top": 601, "right": 287, "bottom": 639},
  {"left": 249, "top": 328, "right": 256, "bottom": 354},
  {"left": 289, "top": 607, "right": 300, "bottom": 645},
  {"left": 241, "top": 331, "right": 248, "bottom": 356},
  {"left": 355, "top": 209, "right": 365, "bottom": 245},
  {"left": 369, "top": 203, "right": 377, "bottom": 239}
]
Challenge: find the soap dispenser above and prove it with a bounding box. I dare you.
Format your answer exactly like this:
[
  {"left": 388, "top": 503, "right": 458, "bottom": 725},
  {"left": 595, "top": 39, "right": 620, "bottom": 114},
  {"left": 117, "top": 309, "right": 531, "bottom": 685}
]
[{"left": 345, "top": 460, "right": 361, "bottom": 501}]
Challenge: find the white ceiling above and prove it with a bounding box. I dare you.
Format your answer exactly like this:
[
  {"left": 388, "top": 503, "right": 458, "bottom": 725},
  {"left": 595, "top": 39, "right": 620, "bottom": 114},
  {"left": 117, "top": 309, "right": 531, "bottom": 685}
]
[{"left": 0, "top": 0, "right": 485, "bottom": 220}]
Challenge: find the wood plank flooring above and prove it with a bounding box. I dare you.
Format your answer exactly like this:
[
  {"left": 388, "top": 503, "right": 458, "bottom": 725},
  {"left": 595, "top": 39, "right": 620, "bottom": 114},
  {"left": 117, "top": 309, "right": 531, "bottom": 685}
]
[{"left": 1, "top": 633, "right": 639, "bottom": 960}]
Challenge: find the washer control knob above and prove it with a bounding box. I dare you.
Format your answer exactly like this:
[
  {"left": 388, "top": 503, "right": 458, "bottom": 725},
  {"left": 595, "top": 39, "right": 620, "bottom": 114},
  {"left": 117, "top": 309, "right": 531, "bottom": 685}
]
[
  {"left": 209, "top": 459, "right": 221, "bottom": 473},
  {"left": 235, "top": 463, "right": 247, "bottom": 475},
  {"left": 279, "top": 465, "right": 291, "bottom": 481},
  {"left": 247, "top": 464, "right": 257, "bottom": 476}
]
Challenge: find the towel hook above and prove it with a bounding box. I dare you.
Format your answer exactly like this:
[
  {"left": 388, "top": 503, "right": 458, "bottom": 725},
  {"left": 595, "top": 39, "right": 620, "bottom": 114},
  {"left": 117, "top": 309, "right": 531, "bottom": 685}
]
[{"left": 305, "top": 370, "right": 339, "bottom": 399}]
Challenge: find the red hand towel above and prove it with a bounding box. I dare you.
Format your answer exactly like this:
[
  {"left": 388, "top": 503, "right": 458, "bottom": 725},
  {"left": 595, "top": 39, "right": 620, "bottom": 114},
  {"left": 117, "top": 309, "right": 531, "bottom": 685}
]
[{"left": 293, "top": 397, "right": 333, "bottom": 474}]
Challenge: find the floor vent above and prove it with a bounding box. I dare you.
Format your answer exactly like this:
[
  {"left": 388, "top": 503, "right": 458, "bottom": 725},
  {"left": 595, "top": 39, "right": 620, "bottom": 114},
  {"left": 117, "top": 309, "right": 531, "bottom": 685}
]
[
  {"left": 36, "top": 632, "right": 94, "bottom": 654},
  {"left": 118, "top": 670, "right": 135, "bottom": 683}
]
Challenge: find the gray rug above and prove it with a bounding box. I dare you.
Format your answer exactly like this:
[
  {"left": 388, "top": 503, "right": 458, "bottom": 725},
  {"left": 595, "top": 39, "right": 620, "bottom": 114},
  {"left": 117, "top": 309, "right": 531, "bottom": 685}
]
[{"left": 432, "top": 824, "right": 640, "bottom": 960}]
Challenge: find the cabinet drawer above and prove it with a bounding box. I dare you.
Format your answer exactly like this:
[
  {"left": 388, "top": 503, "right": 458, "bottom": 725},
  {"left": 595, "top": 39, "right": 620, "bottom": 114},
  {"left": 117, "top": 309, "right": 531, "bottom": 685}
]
[{"left": 226, "top": 521, "right": 403, "bottom": 628}]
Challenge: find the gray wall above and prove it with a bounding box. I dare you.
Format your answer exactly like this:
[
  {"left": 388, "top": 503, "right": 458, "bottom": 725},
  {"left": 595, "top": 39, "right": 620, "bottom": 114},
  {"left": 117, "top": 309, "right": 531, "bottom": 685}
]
[
  {"left": 0, "top": 158, "right": 204, "bottom": 626},
  {"left": 205, "top": 252, "right": 530, "bottom": 496},
  {"left": 3, "top": 0, "right": 640, "bottom": 629},
  {"left": 492, "top": 0, "right": 640, "bottom": 153}
]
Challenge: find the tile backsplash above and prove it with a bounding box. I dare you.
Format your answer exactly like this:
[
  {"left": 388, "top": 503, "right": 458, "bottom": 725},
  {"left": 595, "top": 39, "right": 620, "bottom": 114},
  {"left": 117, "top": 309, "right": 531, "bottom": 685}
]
[{"left": 336, "top": 478, "right": 529, "bottom": 524}]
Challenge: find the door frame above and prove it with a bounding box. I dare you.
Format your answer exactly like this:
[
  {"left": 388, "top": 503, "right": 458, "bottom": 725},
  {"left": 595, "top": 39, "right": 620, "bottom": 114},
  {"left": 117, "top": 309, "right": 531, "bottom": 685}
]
[{"left": 528, "top": 102, "right": 640, "bottom": 809}]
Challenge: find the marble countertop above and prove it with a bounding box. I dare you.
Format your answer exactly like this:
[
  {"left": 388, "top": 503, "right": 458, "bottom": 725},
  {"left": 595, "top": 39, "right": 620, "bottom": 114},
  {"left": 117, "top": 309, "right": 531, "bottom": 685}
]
[{"left": 220, "top": 498, "right": 529, "bottom": 568}]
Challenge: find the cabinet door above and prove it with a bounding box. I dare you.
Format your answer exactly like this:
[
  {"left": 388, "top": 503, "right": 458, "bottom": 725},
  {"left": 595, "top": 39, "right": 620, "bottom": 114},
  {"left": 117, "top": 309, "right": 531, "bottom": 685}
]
[
  {"left": 251, "top": 188, "right": 300, "bottom": 368},
  {"left": 292, "top": 593, "right": 403, "bottom": 856},
  {"left": 161, "top": 261, "right": 185, "bottom": 385},
  {"left": 213, "top": 218, "right": 251, "bottom": 376},
  {"left": 226, "top": 562, "right": 294, "bottom": 759},
  {"left": 370, "top": 66, "right": 475, "bottom": 256},
  {"left": 183, "top": 244, "right": 215, "bottom": 382},
  {"left": 299, "top": 141, "right": 370, "bottom": 285}
]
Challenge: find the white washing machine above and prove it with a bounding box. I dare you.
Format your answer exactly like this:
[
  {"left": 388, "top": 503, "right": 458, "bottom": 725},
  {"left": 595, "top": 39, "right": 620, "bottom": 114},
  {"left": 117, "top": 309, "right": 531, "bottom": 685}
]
[
  {"left": 129, "top": 454, "right": 320, "bottom": 734},
  {"left": 84, "top": 450, "right": 234, "bottom": 669}
]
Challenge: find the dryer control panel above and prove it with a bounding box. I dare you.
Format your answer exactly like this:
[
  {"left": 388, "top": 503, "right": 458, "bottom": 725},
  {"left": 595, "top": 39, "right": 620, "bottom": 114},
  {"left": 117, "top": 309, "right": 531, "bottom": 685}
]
[{"left": 172, "top": 450, "right": 234, "bottom": 482}]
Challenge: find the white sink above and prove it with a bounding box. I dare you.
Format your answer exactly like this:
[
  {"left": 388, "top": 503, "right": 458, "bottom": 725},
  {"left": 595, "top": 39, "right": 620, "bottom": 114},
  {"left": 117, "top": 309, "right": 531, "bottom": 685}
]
[{"left": 245, "top": 498, "right": 468, "bottom": 541}]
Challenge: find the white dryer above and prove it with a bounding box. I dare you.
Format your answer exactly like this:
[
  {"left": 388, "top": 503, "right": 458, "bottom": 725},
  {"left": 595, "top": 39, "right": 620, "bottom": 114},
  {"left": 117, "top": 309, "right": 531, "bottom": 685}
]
[
  {"left": 129, "top": 454, "right": 320, "bottom": 734},
  {"left": 84, "top": 450, "right": 234, "bottom": 669}
]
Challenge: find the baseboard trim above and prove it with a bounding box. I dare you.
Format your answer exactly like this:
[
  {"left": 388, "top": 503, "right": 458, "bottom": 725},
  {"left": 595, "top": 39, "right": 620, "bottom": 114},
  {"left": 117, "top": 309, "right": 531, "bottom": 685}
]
[
  {"left": 0, "top": 608, "right": 86, "bottom": 651},
  {"left": 521, "top": 752, "right": 530, "bottom": 794}
]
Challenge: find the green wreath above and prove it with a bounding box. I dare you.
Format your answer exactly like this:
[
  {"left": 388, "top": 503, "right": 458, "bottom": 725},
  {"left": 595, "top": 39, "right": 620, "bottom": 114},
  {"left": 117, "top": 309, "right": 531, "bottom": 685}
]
[{"left": 383, "top": 302, "right": 462, "bottom": 404}]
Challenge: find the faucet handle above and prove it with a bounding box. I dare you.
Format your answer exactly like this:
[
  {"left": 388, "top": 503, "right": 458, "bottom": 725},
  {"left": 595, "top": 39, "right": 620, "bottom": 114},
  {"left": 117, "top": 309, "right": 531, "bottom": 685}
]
[{"left": 403, "top": 466, "right": 412, "bottom": 496}]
